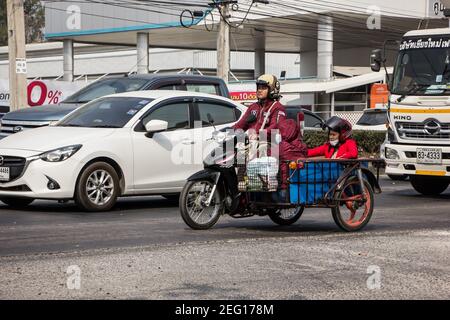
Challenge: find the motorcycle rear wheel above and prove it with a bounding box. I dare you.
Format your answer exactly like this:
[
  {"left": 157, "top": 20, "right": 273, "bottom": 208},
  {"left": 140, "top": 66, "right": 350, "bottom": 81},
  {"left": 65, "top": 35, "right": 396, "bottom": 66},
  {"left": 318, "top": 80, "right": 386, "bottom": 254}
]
[
  {"left": 268, "top": 206, "right": 304, "bottom": 226},
  {"left": 180, "top": 180, "right": 223, "bottom": 230}
]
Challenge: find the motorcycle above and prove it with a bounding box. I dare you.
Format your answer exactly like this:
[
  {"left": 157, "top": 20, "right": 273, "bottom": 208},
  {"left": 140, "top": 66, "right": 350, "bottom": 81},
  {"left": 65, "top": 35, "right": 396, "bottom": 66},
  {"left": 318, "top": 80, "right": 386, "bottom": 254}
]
[{"left": 179, "top": 114, "right": 383, "bottom": 232}]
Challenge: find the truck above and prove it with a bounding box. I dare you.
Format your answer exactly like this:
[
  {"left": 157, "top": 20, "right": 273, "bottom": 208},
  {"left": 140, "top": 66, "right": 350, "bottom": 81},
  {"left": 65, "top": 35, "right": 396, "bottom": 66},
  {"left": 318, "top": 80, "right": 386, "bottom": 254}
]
[{"left": 371, "top": 28, "right": 450, "bottom": 195}]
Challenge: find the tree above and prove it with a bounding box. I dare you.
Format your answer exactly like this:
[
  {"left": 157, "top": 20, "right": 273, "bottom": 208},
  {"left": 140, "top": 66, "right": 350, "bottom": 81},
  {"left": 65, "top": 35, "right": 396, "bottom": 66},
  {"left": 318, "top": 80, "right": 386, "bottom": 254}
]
[
  {"left": 0, "top": 1, "right": 7, "bottom": 46},
  {"left": 24, "top": 0, "right": 44, "bottom": 44},
  {"left": 0, "top": 0, "right": 45, "bottom": 46}
]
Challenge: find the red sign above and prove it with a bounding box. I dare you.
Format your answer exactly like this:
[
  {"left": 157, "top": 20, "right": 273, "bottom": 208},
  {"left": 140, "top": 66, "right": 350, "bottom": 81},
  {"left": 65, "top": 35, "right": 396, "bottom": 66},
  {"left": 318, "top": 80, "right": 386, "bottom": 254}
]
[
  {"left": 27, "top": 80, "right": 64, "bottom": 107},
  {"left": 230, "top": 91, "right": 257, "bottom": 101}
]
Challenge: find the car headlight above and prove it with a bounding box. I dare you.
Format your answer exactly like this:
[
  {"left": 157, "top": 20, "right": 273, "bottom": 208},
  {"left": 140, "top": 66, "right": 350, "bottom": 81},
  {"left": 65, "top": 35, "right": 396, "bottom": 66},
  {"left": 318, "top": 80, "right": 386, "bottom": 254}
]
[
  {"left": 40, "top": 145, "right": 82, "bottom": 162},
  {"left": 385, "top": 147, "right": 399, "bottom": 160}
]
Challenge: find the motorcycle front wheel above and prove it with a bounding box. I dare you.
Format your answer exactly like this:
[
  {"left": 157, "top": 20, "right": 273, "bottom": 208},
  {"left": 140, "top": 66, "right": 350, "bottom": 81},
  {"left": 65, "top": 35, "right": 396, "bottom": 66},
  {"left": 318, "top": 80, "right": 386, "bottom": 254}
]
[{"left": 180, "top": 180, "right": 224, "bottom": 230}]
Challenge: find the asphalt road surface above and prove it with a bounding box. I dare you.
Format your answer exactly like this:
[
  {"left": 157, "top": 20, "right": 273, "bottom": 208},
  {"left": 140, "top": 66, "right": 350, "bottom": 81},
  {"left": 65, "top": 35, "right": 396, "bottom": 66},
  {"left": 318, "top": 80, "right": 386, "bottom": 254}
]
[{"left": 0, "top": 176, "right": 449, "bottom": 299}]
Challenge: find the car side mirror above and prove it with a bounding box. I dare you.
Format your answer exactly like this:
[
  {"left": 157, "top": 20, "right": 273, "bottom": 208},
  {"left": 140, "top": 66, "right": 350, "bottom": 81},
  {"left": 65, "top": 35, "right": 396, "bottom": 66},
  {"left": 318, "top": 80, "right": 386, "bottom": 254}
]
[
  {"left": 207, "top": 113, "right": 215, "bottom": 124},
  {"left": 370, "top": 49, "right": 382, "bottom": 72},
  {"left": 145, "top": 119, "right": 168, "bottom": 138}
]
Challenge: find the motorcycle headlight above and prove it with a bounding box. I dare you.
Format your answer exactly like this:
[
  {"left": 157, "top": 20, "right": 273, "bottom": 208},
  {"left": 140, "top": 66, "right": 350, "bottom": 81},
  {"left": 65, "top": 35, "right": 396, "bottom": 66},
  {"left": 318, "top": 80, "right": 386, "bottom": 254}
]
[{"left": 40, "top": 145, "right": 82, "bottom": 162}]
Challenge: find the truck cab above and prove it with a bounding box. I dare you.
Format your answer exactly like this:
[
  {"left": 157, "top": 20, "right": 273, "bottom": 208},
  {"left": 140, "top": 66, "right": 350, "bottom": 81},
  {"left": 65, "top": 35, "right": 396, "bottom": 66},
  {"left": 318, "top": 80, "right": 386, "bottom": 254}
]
[{"left": 373, "top": 28, "right": 450, "bottom": 195}]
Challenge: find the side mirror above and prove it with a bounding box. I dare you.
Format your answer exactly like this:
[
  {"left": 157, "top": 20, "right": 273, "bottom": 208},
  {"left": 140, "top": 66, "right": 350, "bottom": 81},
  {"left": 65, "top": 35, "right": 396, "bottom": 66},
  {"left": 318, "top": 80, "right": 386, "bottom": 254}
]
[
  {"left": 207, "top": 113, "right": 215, "bottom": 124},
  {"left": 246, "top": 113, "right": 257, "bottom": 124},
  {"left": 370, "top": 49, "right": 383, "bottom": 72},
  {"left": 145, "top": 119, "right": 168, "bottom": 138}
]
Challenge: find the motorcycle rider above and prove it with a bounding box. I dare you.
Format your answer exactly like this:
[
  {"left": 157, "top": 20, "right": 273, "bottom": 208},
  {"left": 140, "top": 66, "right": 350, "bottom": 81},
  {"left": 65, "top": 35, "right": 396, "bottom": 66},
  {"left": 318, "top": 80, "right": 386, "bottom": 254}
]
[
  {"left": 233, "top": 75, "right": 296, "bottom": 201},
  {"left": 233, "top": 74, "right": 286, "bottom": 141}
]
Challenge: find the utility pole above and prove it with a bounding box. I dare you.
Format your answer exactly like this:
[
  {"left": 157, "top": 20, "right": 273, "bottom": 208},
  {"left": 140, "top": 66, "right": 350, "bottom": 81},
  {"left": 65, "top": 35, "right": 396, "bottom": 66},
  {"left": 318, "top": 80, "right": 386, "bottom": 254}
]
[
  {"left": 7, "top": 0, "right": 28, "bottom": 111},
  {"left": 216, "top": 1, "right": 230, "bottom": 83}
]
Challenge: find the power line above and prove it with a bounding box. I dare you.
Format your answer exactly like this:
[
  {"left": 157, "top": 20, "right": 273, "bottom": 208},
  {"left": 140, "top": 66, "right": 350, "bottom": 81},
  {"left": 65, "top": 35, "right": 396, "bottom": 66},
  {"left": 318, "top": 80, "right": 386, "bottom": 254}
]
[{"left": 44, "top": 0, "right": 409, "bottom": 51}]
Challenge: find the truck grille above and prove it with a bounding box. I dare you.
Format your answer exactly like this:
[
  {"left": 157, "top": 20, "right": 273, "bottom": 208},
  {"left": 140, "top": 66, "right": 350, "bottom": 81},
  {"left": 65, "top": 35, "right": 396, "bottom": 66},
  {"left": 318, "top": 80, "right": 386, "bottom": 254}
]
[
  {"left": 0, "top": 120, "right": 50, "bottom": 137},
  {"left": 0, "top": 156, "right": 27, "bottom": 182},
  {"left": 396, "top": 121, "right": 450, "bottom": 140}
]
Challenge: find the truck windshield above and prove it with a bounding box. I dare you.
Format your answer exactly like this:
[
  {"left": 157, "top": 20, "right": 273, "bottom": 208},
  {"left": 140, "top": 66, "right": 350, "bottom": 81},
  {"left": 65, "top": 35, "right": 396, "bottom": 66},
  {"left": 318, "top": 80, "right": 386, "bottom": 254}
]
[{"left": 392, "top": 36, "right": 450, "bottom": 96}]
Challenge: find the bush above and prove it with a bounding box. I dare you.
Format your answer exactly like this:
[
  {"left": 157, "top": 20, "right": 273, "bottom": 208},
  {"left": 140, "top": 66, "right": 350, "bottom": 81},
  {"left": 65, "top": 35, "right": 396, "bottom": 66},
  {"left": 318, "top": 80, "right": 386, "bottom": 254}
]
[{"left": 303, "top": 130, "right": 386, "bottom": 157}]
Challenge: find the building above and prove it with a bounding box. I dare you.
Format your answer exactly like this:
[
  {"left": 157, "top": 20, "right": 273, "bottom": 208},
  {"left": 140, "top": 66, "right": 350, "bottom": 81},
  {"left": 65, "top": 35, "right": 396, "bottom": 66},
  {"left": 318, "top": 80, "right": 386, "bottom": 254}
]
[{"left": 1, "top": 0, "right": 449, "bottom": 119}]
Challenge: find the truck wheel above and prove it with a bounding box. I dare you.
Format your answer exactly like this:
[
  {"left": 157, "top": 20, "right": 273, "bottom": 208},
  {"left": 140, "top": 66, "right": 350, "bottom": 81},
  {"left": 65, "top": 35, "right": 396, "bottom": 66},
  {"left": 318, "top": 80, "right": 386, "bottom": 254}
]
[
  {"left": 410, "top": 176, "right": 449, "bottom": 196},
  {"left": 0, "top": 197, "right": 34, "bottom": 209},
  {"left": 75, "top": 162, "right": 120, "bottom": 212}
]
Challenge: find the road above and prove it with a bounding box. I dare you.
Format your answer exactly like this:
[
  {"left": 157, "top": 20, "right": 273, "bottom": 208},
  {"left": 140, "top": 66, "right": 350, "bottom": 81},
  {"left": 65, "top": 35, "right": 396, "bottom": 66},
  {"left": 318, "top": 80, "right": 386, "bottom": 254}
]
[{"left": 0, "top": 176, "right": 449, "bottom": 299}]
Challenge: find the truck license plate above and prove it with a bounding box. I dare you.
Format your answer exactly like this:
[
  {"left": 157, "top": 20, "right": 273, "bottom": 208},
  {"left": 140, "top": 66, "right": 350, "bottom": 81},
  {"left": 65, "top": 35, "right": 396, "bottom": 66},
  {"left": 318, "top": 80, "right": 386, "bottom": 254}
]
[
  {"left": 417, "top": 148, "right": 442, "bottom": 164},
  {"left": 0, "top": 167, "right": 10, "bottom": 181}
]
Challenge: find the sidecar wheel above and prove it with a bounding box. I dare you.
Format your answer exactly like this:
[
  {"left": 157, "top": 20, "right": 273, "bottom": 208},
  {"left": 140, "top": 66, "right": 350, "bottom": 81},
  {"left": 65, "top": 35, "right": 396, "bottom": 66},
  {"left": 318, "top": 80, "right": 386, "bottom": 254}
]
[
  {"left": 332, "top": 178, "right": 374, "bottom": 232},
  {"left": 180, "top": 180, "right": 223, "bottom": 230}
]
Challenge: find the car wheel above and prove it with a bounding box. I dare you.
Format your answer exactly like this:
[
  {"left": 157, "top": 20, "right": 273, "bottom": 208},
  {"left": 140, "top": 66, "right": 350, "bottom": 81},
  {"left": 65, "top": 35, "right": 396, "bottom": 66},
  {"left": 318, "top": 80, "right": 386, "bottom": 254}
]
[
  {"left": 0, "top": 197, "right": 34, "bottom": 209},
  {"left": 75, "top": 162, "right": 120, "bottom": 212}
]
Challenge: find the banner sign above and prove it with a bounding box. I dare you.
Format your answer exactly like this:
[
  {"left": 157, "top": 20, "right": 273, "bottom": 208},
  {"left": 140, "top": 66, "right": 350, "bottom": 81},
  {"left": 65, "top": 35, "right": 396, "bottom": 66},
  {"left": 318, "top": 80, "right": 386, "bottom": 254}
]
[
  {"left": 230, "top": 91, "right": 257, "bottom": 102},
  {"left": 0, "top": 79, "right": 88, "bottom": 108},
  {"left": 400, "top": 36, "right": 450, "bottom": 51}
]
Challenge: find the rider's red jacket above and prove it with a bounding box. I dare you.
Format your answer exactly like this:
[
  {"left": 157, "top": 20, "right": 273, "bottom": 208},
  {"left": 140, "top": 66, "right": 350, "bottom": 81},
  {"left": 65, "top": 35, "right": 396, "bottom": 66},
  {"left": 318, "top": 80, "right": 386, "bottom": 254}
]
[
  {"left": 233, "top": 99, "right": 286, "bottom": 135},
  {"left": 307, "top": 139, "right": 358, "bottom": 159}
]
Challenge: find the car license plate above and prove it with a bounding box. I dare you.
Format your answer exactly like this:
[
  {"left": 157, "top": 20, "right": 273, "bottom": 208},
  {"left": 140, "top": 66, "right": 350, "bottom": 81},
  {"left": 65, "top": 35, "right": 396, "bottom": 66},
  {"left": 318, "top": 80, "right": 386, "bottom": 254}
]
[
  {"left": 0, "top": 167, "right": 10, "bottom": 181},
  {"left": 417, "top": 148, "right": 442, "bottom": 164}
]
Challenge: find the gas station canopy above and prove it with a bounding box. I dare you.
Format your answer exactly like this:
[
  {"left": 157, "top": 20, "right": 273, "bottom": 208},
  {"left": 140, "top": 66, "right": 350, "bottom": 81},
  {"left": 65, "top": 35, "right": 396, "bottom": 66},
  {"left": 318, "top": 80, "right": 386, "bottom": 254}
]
[{"left": 44, "top": 0, "right": 447, "bottom": 52}]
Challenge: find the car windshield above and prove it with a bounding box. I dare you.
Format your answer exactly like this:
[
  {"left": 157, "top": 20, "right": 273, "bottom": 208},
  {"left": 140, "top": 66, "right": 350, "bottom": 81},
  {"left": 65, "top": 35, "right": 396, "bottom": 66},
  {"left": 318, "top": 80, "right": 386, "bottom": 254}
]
[
  {"left": 357, "top": 111, "right": 387, "bottom": 126},
  {"left": 392, "top": 36, "right": 450, "bottom": 96},
  {"left": 63, "top": 78, "right": 149, "bottom": 103},
  {"left": 58, "top": 97, "right": 153, "bottom": 128}
]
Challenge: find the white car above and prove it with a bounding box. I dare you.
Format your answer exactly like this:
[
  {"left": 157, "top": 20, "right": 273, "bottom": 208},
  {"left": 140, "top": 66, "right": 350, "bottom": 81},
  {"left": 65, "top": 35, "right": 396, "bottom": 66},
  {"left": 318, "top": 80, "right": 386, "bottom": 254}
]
[
  {"left": 353, "top": 108, "right": 388, "bottom": 131},
  {"left": 0, "top": 91, "right": 246, "bottom": 211}
]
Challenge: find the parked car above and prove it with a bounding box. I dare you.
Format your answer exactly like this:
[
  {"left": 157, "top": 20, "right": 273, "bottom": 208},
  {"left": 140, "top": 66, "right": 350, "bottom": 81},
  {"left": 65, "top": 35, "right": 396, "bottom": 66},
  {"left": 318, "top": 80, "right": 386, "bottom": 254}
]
[
  {"left": 285, "top": 107, "right": 325, "bottom": 133},
  {"left": 0, "top": 91, "right": 245, "bottom": 211},
  {"left": 0, "top": 74, "right": 230, "bottom": 138},
  {"left": 353, "top": 108, "right": 388, "bottom": 131}
]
